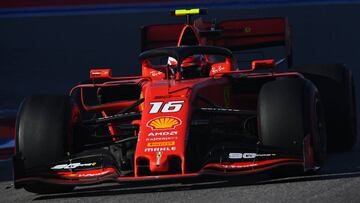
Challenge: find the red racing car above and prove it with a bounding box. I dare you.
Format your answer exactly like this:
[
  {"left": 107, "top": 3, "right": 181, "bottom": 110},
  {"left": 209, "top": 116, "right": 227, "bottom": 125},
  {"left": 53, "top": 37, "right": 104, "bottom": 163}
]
[{"left": 13, "top": 9, "right": 357, "bottom": 193}]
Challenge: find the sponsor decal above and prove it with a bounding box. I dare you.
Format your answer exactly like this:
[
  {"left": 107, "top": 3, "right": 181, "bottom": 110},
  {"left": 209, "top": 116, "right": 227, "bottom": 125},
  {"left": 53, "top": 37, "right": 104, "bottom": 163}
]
[
  {"left": 147, "top": 116, "right": 181, "bottom": 130},
  {"left": 144, "top": 147, "right": 176, "bottom": 152},
  {"left": 244, "top": 27, "right": 252, "bottom": 33},
  {"left": 156, "top": 151, "right": 162, "bottom": 166},
  {"left": 146, "top": 137, "right": 178, "bottom": 141},
  {"left": 150, "top": 71, "right": 163, "bottom": 77},
  {"left": 211, "top": 66, "right": 225, "bottom": 74},
  {"left": 51, "top": 162, "right": 96, "bottom": 170},
  {"left": 57, "top": 168, "right": 115, "bottom": 178},
  {"left": 147, "top": 141, "right": 175, "bottom": 147},
  {"left": 78, "top": 170, "right": 110, "bottom": 177},
  {"left": 228, "top": 153, "right": 276, "bottom": 159},
  {"left": 148, "top": 131, "right": 178, "bottom": 136}
]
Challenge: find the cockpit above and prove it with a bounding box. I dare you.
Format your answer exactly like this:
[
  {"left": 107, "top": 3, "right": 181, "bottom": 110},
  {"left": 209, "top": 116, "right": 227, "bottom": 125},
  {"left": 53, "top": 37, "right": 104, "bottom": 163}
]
[{"left": 140, "top": 46, "right": 234, "bottom": 80}]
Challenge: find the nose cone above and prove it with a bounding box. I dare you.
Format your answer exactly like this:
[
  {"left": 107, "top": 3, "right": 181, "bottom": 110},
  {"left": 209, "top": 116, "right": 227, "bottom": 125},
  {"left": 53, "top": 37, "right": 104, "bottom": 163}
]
[
  {"left": 135, "top": 107, "right": 187, "bottom": 175},
  {"left": 135, "top": 81, "right": 194, "bottom": 176}
]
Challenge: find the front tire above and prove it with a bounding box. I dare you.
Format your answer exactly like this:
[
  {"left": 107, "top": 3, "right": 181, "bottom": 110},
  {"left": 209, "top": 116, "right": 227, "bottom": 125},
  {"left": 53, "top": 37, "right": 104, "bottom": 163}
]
[
  {"left": 258, "top": 78, "right": 326, "bottom": 171},
  {"left": 14, "top": 95, "right": 79, "bottom": 194}
]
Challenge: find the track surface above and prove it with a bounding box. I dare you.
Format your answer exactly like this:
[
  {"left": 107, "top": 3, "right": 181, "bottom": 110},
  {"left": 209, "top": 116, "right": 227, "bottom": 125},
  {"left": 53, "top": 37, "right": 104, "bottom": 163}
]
[
  {"left": 1, "top": 145, "right": 360, "bottom": 202},
  {"left": 1, "top": 2, "right": 360, "bottom": 203}
]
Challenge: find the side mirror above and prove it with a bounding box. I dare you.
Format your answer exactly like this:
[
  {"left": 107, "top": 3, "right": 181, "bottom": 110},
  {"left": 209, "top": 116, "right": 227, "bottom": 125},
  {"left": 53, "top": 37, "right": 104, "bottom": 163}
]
[
  {"left": 90, "top": 69, "right": 112, "bottom": 79},
  {"left": 251, "top": 59, "right": 275, "bottom": 71}
]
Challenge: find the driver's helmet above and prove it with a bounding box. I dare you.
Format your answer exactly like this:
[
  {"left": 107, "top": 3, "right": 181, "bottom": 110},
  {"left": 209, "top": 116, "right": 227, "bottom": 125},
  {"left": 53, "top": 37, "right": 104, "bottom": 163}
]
[{"left": 167, "top": 55, "right": 208, "bottom": 79}]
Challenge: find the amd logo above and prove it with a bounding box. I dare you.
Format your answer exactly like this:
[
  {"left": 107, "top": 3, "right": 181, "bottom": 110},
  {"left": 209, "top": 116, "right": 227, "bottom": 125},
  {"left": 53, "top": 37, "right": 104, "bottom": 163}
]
[{"left": 148, "top": 131, "right": 178, "bottom": 136}]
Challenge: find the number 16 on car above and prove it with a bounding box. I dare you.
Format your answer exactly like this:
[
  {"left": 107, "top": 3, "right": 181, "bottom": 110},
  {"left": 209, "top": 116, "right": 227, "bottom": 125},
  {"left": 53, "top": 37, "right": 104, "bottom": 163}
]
[{"left": 149, "top": 101, "right": 184, "bottom": 114}]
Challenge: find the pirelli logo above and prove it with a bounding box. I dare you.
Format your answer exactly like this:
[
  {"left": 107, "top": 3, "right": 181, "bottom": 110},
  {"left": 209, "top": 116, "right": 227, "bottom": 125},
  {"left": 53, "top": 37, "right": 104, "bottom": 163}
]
[{"left": 147, "top": 141, "right": 175, "bottom": 147}]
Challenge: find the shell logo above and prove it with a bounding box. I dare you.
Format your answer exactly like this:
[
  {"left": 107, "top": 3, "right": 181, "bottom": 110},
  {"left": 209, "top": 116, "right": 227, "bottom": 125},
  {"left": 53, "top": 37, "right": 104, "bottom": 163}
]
[{"left": 147, "top": 116, "right": 181, "bottom": 130}]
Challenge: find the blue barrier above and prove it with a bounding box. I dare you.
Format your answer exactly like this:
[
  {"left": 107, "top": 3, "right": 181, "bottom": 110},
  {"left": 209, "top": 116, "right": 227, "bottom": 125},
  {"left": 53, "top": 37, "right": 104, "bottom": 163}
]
[{"left": 0, "top": 0, "right": 359, "bottom": 17}]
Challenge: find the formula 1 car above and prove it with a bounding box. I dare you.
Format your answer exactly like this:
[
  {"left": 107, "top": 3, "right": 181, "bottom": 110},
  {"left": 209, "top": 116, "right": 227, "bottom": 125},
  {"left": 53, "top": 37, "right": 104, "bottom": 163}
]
[{"left": 13, "top": 9, "right": 356, "bottom": 194}]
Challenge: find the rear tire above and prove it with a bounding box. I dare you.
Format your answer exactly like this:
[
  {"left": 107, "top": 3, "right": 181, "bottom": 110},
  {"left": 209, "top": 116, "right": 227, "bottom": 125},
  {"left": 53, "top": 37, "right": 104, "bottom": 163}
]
[
  {"left": 14, "top": 95, "right": 79, "bottom": 194},
  {"left": 258, "top": 78, "right": 326, "bottom": 170},
  {"left": 293, "top": 64, "right": 357, "bottom": 151}
]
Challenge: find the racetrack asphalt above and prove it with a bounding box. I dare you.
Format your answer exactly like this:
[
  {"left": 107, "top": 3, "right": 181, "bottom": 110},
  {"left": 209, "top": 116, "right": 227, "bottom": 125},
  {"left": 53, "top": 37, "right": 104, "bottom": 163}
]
[{"left": 1, "top": 2, "right": 360, "bottom": 203}]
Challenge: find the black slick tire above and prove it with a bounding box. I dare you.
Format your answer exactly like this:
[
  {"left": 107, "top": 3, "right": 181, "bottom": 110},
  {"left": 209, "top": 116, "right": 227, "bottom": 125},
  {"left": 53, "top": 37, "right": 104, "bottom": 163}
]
[
  {"left": 14, "top": 95, "right": 79, "bottom": 194},
  {"left": 258, "top": 78, "right": 326, "bottom": 171}
]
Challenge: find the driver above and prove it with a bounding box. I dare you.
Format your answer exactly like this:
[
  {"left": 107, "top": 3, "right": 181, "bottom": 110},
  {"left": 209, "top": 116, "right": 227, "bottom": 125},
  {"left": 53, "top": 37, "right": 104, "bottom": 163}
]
[{"left": 167, "top": 55, "right": 210, "bottom": 79}]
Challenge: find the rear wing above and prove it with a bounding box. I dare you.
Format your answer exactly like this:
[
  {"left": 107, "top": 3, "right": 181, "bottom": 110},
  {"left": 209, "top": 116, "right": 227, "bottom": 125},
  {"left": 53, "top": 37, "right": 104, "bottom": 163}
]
[
  {"left": 141, "top": 23, "right": 185, "bottom": 51},
  {"left": 211, "top": 18, "right": 290, "bottom": 51},
  {"left": 141, "top": 17, "right": 292, "bottom": 65}
]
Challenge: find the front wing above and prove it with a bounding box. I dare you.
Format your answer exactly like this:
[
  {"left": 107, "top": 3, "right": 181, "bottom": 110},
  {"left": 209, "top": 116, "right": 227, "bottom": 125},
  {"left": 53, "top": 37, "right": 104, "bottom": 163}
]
[{"left": 13, "top": 147, "right": 305, "bottom": 188}]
